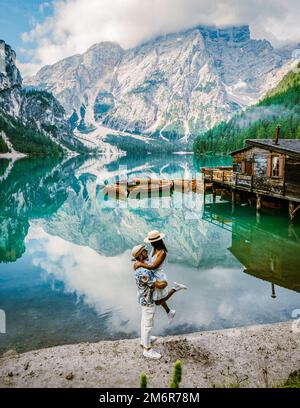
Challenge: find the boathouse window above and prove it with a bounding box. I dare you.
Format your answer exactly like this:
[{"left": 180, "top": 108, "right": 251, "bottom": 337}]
[
  {"left": 233, "top": 162, "right": 242, "bottom": 173},
  {"left": 240, "top": 159, "right": 252, "bottom": 175},
  {"left": 272, "top": 156, "right": 280, "bottom": 177},
  {"left": 266, "top": 155, "right": 284, "bottom": 178}
]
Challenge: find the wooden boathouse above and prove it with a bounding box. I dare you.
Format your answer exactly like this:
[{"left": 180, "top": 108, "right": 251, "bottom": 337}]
[{"left": 202, "top": 130, "right": 300, "bottom": 221}]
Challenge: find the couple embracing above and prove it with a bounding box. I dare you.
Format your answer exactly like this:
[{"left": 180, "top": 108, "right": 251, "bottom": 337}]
[{"left": 132, "top": 230, "right": 187, "bottom": 359}]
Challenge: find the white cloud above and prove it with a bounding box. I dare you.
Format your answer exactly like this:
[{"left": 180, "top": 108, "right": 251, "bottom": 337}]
[
  {"left": 16, "top": 59, "right": 41, "bottom": 78},
  {"left": 20, "top": 0, "right": 300, "bottom": 76}
]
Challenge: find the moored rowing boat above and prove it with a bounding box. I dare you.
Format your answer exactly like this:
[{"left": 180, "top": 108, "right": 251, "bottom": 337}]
[
  {"left": 102, "top": 184, "right": 127, "bottom": 199},
  {"left": 173, "top": 179, "right": 191, "bottom": 192},
  {"left": 128, "top": 179, "right": 173, "bottom": 195}
]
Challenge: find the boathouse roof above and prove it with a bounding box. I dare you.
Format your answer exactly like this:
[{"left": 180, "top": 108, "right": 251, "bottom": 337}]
[{"left": 230, "top": 139, "right": 300, "bottom": 158}]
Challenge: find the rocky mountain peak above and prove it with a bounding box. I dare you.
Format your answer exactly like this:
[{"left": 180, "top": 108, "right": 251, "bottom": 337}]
[
  {"left": 86, "top": 41, "right": 124, "bottom": 54},
  {"left": 198, "top": 24, "right": 250, "bottom": 43},
  {"left": 0, "top": 40, "right": 22, "bottom": 92},
  {"left": 0, "top": 40, "right": 87, "bottom": 154},
  {"left": 82, "top": 41, "right": 124, "bottom": 68}
]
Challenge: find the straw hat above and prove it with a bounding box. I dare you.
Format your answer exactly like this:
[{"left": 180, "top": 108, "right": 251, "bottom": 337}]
[
  {"left": 131, "top": 244, "right": 146, "bottom": 259},
  {"left": 144, "top": 230, "right": 165, "bottom": 243}
]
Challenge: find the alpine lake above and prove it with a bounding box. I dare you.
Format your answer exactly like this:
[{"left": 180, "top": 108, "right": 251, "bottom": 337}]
[{"left": 0, "top": 153, "right": 300, "bottom": 354}]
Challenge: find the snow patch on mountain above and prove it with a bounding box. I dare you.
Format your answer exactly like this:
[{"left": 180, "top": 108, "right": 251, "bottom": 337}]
[{"left": 74, "top": 126, "right": 126, "bottom": 162}]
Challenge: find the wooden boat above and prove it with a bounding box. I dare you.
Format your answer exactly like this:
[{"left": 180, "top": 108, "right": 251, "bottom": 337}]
[
  {"left": 131, "top": 178, "right": 162, "bottom": 185},
  {"left": 128, "top": 179, "right": 173, "bottom": 196},
  {"left": 191, "top": 179, "right": 204, "bottom": 193},
  {"left": 173, "top": 179, "right": 191, "bottom": 192},
  {"left": 102, "top": 179, "right": 173, "bottom": 199},
  {"left": 102, "top": 184, "right": 128, "bottom": 199},
  {"left": 129, "top": 188, "right": 173, "bottom": 199}
]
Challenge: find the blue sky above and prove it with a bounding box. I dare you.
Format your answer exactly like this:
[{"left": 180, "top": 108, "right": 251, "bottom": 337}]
[
  {"left": 0, "top": 0, "right": 299, "bottom": 76},
  {"left": 0, "top": 0, "right": 51, "bottom": 63}
]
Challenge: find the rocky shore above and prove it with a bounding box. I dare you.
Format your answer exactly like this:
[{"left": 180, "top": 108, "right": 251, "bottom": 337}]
[{"left": 0, "top": 320, "right": 299, "bottom": 388}]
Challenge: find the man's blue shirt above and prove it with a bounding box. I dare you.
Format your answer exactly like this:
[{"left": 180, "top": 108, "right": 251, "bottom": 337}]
[{"left": 135, "top": 267, "right": 157, "bottom": 306}]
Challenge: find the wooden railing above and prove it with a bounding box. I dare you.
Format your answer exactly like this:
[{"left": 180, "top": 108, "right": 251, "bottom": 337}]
[
  {"left": 203, "top": 167, "right": 254, "bottom": 190},
  {"left": 223, "top": 171, "right": 233, "bottom": 183},
  {"left": 211, "top": 170, "right": 232, "bottom": 183},
  {"left": 201, "top": 167, "right": 299, "bottom": 201},
  {"left": 233, "top": 173, "right": 253, "bottom": 188}
]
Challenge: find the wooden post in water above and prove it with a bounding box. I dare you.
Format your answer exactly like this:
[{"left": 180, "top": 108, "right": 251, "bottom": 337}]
[
  {"left": 288, "top": 201, "right": 300, "bottom": 223},
  {"left": 271, "top": 283, "right": 276, "bottom": 299},
  {"left": 256, "top": 194, "right": 261, "bottom": 213},
  {"left": 256, "top": 194, "right": 261, "bottom": 223},
  {"left": 212, "top": 187, "right": 216, "bottom": 203},
  {"left": 231, "top": 189, "right": 235, "bottom": 213},
  {"left": 256, "top": 211, "right": 261, "bottom": 224},
  {"left": 289, "top": 201, "right": 294, "bottom": 222}
]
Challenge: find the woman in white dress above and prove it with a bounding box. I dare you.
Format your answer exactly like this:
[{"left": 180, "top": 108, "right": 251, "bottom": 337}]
[{"left": 134, "top": 230, "right": 187, "bottom": 323}]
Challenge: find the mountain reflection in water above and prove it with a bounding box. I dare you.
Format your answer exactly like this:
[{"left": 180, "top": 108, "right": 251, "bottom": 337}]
[{"left": 0, "top": 154, "right": 299, "bottom": 354}]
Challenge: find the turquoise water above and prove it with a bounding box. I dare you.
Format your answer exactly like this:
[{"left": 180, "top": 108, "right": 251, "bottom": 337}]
[{"left": 0, "top": 154, "right": 300, "bottom": 354}]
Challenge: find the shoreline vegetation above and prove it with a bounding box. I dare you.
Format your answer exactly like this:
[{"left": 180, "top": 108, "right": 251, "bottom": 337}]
[
  {"left": 0, "top": 112, "right": 91, "bottom": 157},
  {"left": 0, "top": 320, "right": 299, "bottom": 388},
  {"left": 0, "top": 113, "right": 64, "bottom": 156}
]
